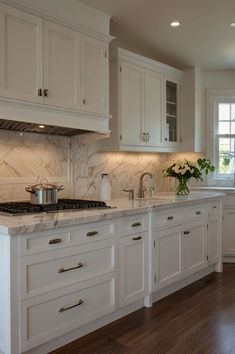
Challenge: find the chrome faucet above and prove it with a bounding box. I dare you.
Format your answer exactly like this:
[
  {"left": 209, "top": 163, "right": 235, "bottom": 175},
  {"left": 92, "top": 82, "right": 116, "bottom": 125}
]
[{"left": 138, "top": 172, "right": 153, "bottom": 198}]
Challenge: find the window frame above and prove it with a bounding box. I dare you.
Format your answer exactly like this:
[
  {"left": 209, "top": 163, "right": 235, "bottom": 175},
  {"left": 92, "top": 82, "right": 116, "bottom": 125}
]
[{"left": 207, "top": 89, "right": 235, "bottom": 185}]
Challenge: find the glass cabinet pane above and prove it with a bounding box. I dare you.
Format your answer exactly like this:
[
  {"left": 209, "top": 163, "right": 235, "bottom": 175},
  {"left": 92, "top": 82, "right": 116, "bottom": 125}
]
[{"left": 166, "top": 80, "right": 177, "bottom": 142}]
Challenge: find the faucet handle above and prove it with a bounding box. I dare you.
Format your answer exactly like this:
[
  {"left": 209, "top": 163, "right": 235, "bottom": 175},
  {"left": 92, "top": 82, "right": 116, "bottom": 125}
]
[{"left": 123, "top": 188, "right": 134, "bottom": 200}]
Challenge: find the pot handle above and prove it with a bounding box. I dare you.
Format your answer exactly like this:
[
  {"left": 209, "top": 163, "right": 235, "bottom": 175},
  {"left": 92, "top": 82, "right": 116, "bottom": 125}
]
[
  {"left": 57, "top": 185, "right": 65, "bottom": 191},
  {"left": 25, "top": 186, "right": 36, "bottom": 194}
]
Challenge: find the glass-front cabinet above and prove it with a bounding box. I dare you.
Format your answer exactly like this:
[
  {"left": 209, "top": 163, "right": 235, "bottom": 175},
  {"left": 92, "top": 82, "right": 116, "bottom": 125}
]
[{"left": 165, "top": 79, "right": 179, "bottom": 145}]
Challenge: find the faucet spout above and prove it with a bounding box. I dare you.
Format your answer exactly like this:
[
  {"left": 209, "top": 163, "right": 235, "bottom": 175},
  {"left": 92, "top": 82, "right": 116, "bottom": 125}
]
[{"left": 138, "top": 172, "right": 153, "bottom": 198}]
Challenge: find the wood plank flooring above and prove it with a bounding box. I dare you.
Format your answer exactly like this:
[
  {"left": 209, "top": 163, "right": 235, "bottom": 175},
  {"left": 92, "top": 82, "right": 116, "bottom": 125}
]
[{"left": 51, "top": 264, "right": 235, "bottom": 354}]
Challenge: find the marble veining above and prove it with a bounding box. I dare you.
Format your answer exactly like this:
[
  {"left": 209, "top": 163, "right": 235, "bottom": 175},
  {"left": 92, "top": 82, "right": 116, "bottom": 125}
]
[
  {"left": 0, "top": 129, "right": 204, "bottom": 203},
  {"left": 0, "top": 192, "right": 224, "bottom": 236}
]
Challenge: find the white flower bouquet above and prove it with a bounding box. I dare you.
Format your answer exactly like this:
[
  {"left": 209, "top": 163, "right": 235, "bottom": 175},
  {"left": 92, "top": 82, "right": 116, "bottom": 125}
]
[{"left": 163, "top": 158, "right": 215, "bottom": 197}]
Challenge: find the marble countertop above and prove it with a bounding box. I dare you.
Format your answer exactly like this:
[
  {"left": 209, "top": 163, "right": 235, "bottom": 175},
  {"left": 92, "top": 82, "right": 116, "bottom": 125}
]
[
  {"left": 0, "top": 191, "right": 224, "bottom": 236},
  {"left": 193, "top": 186, "right": 235, "bottom": 193}
]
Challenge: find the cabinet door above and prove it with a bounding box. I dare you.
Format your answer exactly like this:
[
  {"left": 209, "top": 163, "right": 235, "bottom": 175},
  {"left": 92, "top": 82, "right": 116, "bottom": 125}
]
[
  {"left": 119, "top": 232, "right": 147, "bottom": 307},
  {"left": 164, "top": 78, "right": 180, "bottom": 147},
  {"left": 154, "top": 226, "right": 183, "bottom": 290},
  {"left": 144, "top": 70, "right": 163, "bottom": 147},
  {"left": 0, "top": 4, "right": 43, "bottom": 103},
  {"left": 183, "top": 220, "right": 207, "bottom": 275},
  {"left": 81, "top": 35, "right": 108, "bottom": 114},
  {"left": 119, "top": 61, "right": 145, "bottom": 146},
  {"left": 223, "top": 209, "right": 235, "bottom": 258},
  {"left": 44, "top": 21, "right": 81, "bottom": 109},
  {"left": 208, "top": 217, "right": 220, "bottom": 264}
]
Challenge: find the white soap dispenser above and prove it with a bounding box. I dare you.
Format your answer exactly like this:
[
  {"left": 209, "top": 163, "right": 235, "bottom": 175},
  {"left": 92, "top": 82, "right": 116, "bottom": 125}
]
[{"left": 99, "top": 173, "right": 111, "bottom": 201}]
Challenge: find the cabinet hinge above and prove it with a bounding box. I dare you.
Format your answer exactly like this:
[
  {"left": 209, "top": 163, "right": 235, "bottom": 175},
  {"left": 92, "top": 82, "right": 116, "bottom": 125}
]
[
  {"left": 120, "top": 66, "right": 122, "bottom": 73},
  {"left": 153, "top": 240, "right": 156, "bottom": 248},
  {"left": 154, "top": 275, "right": 157, "bottom": 284},
  {"left": 105, "top": 51, "right": 107, "bottom": 58},
  {"left": 120, "top": 134, "right": 122, "bottom": 141}
]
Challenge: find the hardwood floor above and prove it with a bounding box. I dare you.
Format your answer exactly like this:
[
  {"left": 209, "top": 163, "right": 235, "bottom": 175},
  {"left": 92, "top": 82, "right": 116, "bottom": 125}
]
[{"left": 51, "top": 264, "right": 235, "bottom": 354}]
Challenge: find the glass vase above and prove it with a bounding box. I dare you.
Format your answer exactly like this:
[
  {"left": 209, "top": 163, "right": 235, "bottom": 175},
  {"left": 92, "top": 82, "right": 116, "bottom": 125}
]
[{"left": 175, "top": 178, "right": 190, "bottom": 200}]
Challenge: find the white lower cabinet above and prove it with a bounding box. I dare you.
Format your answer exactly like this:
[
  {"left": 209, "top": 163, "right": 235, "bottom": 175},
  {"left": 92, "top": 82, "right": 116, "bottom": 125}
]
[
  {"left": 183, "top": 220, "right": 207, "bottom": 276},
  {"left": 222, "top": 208, "right": 235, "bottom": 259},
  {"left": 20, "top": 274, "right": 115, "bottom": 352},
  {"left": 0, "top": 202, "right": 222, "bottom": 354},
  {"left": 208, "top": 217, "right": 220, "bottom": 265},
  {"left": 119, "top": 232, "right": 147, "bottom": 307},
  {"left": 154, "top": 226, "right": 183, "bottom": 289},
  {"left": 153, "top": 202, "right": 221, "bottom": 292}
]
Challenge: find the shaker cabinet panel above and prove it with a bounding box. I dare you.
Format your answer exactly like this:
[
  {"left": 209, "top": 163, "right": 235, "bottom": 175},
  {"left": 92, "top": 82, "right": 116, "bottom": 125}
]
[
  {"left": 119, "top": 232, "right": 147, "bottom": 306},
  {"left": 81, "top": 35, "right": 108, "bottom": 115},
  {"left": 223, "top": 209, "right": 235, "bottom": 258},
  {"left": 0, "top": 4, "right": 43, "bottom": 103},
  {"left": 119, "top": 61, "right": 144, "bottom": 146},
  {"left": 208, "top": 217, "right": 220, "bottom": 264},
  {"left": 154, "top": 226, "right": 183, "bottom": 290},
  {"left": 43, "top": 21, "right": 81, "bottom": 109},
  {"left": 144, "top": 70, "right": 163, "bottom": 147},
  {"left": 183, "top": 221, "right": 207, "bottom": 275}
]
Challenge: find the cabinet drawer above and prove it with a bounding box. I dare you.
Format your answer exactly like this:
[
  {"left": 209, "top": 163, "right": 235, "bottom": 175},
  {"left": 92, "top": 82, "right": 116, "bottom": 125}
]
[
  {"left": 152, "top": 210, "right": 182, "bottom": 229},
  {"left": 118, "top": 214, "right": 147, "bottom": 236},
  {"left": 20, "top": 221, "right": 115, "bottom": 256},
  {"left": 20, "top": 231, "right": 70, "bottom": 256},
  {"left": 70, "top": 221, "right": 115, "bottom": 245},
  {"left": 20, "top": 240, "right": 114, "bottom": 298},
  {"left": 185, "top": 205, "right": 208, "bottom": 220},
  {"left": 20, "top": 274, "right": 115, "bottom": 352}
]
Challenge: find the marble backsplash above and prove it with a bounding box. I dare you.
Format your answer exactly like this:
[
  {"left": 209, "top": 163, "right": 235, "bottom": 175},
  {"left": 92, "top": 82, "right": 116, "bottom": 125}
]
[
  {"left": 0, "top": 130, "right": 71, "bottom": 201},
  {"left": 71, "top": 135, "right": 172, "bottom": 199},
  {"left": 0, "top": 130, "right": 203, "bottom": 202}
]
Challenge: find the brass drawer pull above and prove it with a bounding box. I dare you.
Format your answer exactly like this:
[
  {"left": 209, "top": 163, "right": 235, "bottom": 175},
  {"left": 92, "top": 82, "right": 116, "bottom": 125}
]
[
  {"left": 196, "top": 211, "right": 201, "bottom": 215},
  {"left": 132, "top": 222, "right": 142, "bottom": 227},
  {"left": 167, "top": 216, "right": 174, "bottom": 220},
  {"left": 184, "top": 230, "right": 190, "bottom": 235},
  {"left": 49, "top": 238, "right": 62, "bottom": 245},
  {"left": 59, "top": 299, "right": 83, "bottom": 313},
  {"left": 132, "top": 236, "right": 142, "bottom": 241},
  {"left": 86, "top": 231, "right": 98, "bottom": 237},
  {"left": 58, "top": 262, "right": 83, "bottom": 273}
]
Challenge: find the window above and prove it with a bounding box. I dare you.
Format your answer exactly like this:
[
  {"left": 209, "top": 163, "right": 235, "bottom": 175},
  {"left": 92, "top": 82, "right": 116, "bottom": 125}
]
[
  {"left": 216, "top": 102, "right": 235, "bottom": 177},
  {"left": 207, "top": 89, "right": 235, "bottom": 183}
]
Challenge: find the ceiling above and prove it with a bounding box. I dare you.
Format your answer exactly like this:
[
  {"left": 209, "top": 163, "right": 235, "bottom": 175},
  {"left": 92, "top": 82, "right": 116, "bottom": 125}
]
[{"left": 78, "top": 0, "right": 235, "bottom": 70}]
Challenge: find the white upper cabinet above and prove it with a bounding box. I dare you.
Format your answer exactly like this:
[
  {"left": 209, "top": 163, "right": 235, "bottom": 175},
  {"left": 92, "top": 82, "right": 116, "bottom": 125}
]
[
  {"left": 43, "top": 21, "right": 81, "bottom": 109},
  {"left": 0, "top": 1, "right": 111, "bottom": 133},
  {"left": 164, "top": 78, "right": 180, "bottom": 147},
  {"left": 181, "top": 67, "right": 203, "bottom": 152},
  {"left": 101, "top": 48, "right": 182, "bottom": 152},
  {"left": 119, "top": 61, "right": 144, "bottom": 146},
  {"left": 81, "top": 35, "right": 108, "bottom": 115},
  {"left": 144, "top": 69, "right": 163, "bottom": 147},
  {"left": 0, "top": 4, "right": 43, "bottom": 103}
]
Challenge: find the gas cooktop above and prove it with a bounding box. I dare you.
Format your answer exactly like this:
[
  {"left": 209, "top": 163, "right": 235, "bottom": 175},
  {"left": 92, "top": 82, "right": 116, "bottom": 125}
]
[{"left": 0, "top": 199, "right": 110, "bottom": 215}]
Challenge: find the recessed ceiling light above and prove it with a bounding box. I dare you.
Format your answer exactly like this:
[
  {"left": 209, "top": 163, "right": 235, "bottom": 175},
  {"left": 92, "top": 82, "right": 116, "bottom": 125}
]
[
  {"left": 170, "top": 21, "right": 181, "bottom": 27},
  {"left": 230, "top": 22, "right": 235, "bottom": 27},
  {"left": 38, "top": 125, "right": 45, "bottom": 129}
]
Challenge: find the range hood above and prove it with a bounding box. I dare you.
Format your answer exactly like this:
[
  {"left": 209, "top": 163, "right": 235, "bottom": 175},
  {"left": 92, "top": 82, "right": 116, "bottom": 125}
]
[
  {"left": 0, "top": 118, "right": 91, "bottom": 136},
  {"left": 0, "top": 99, "right": 111, "bottom": 137}
]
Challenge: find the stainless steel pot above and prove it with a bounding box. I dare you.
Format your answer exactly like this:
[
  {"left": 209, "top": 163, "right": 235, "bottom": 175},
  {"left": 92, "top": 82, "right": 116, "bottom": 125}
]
[{"left": 25, "top": 179, "right": 64, "bottom": 205}]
